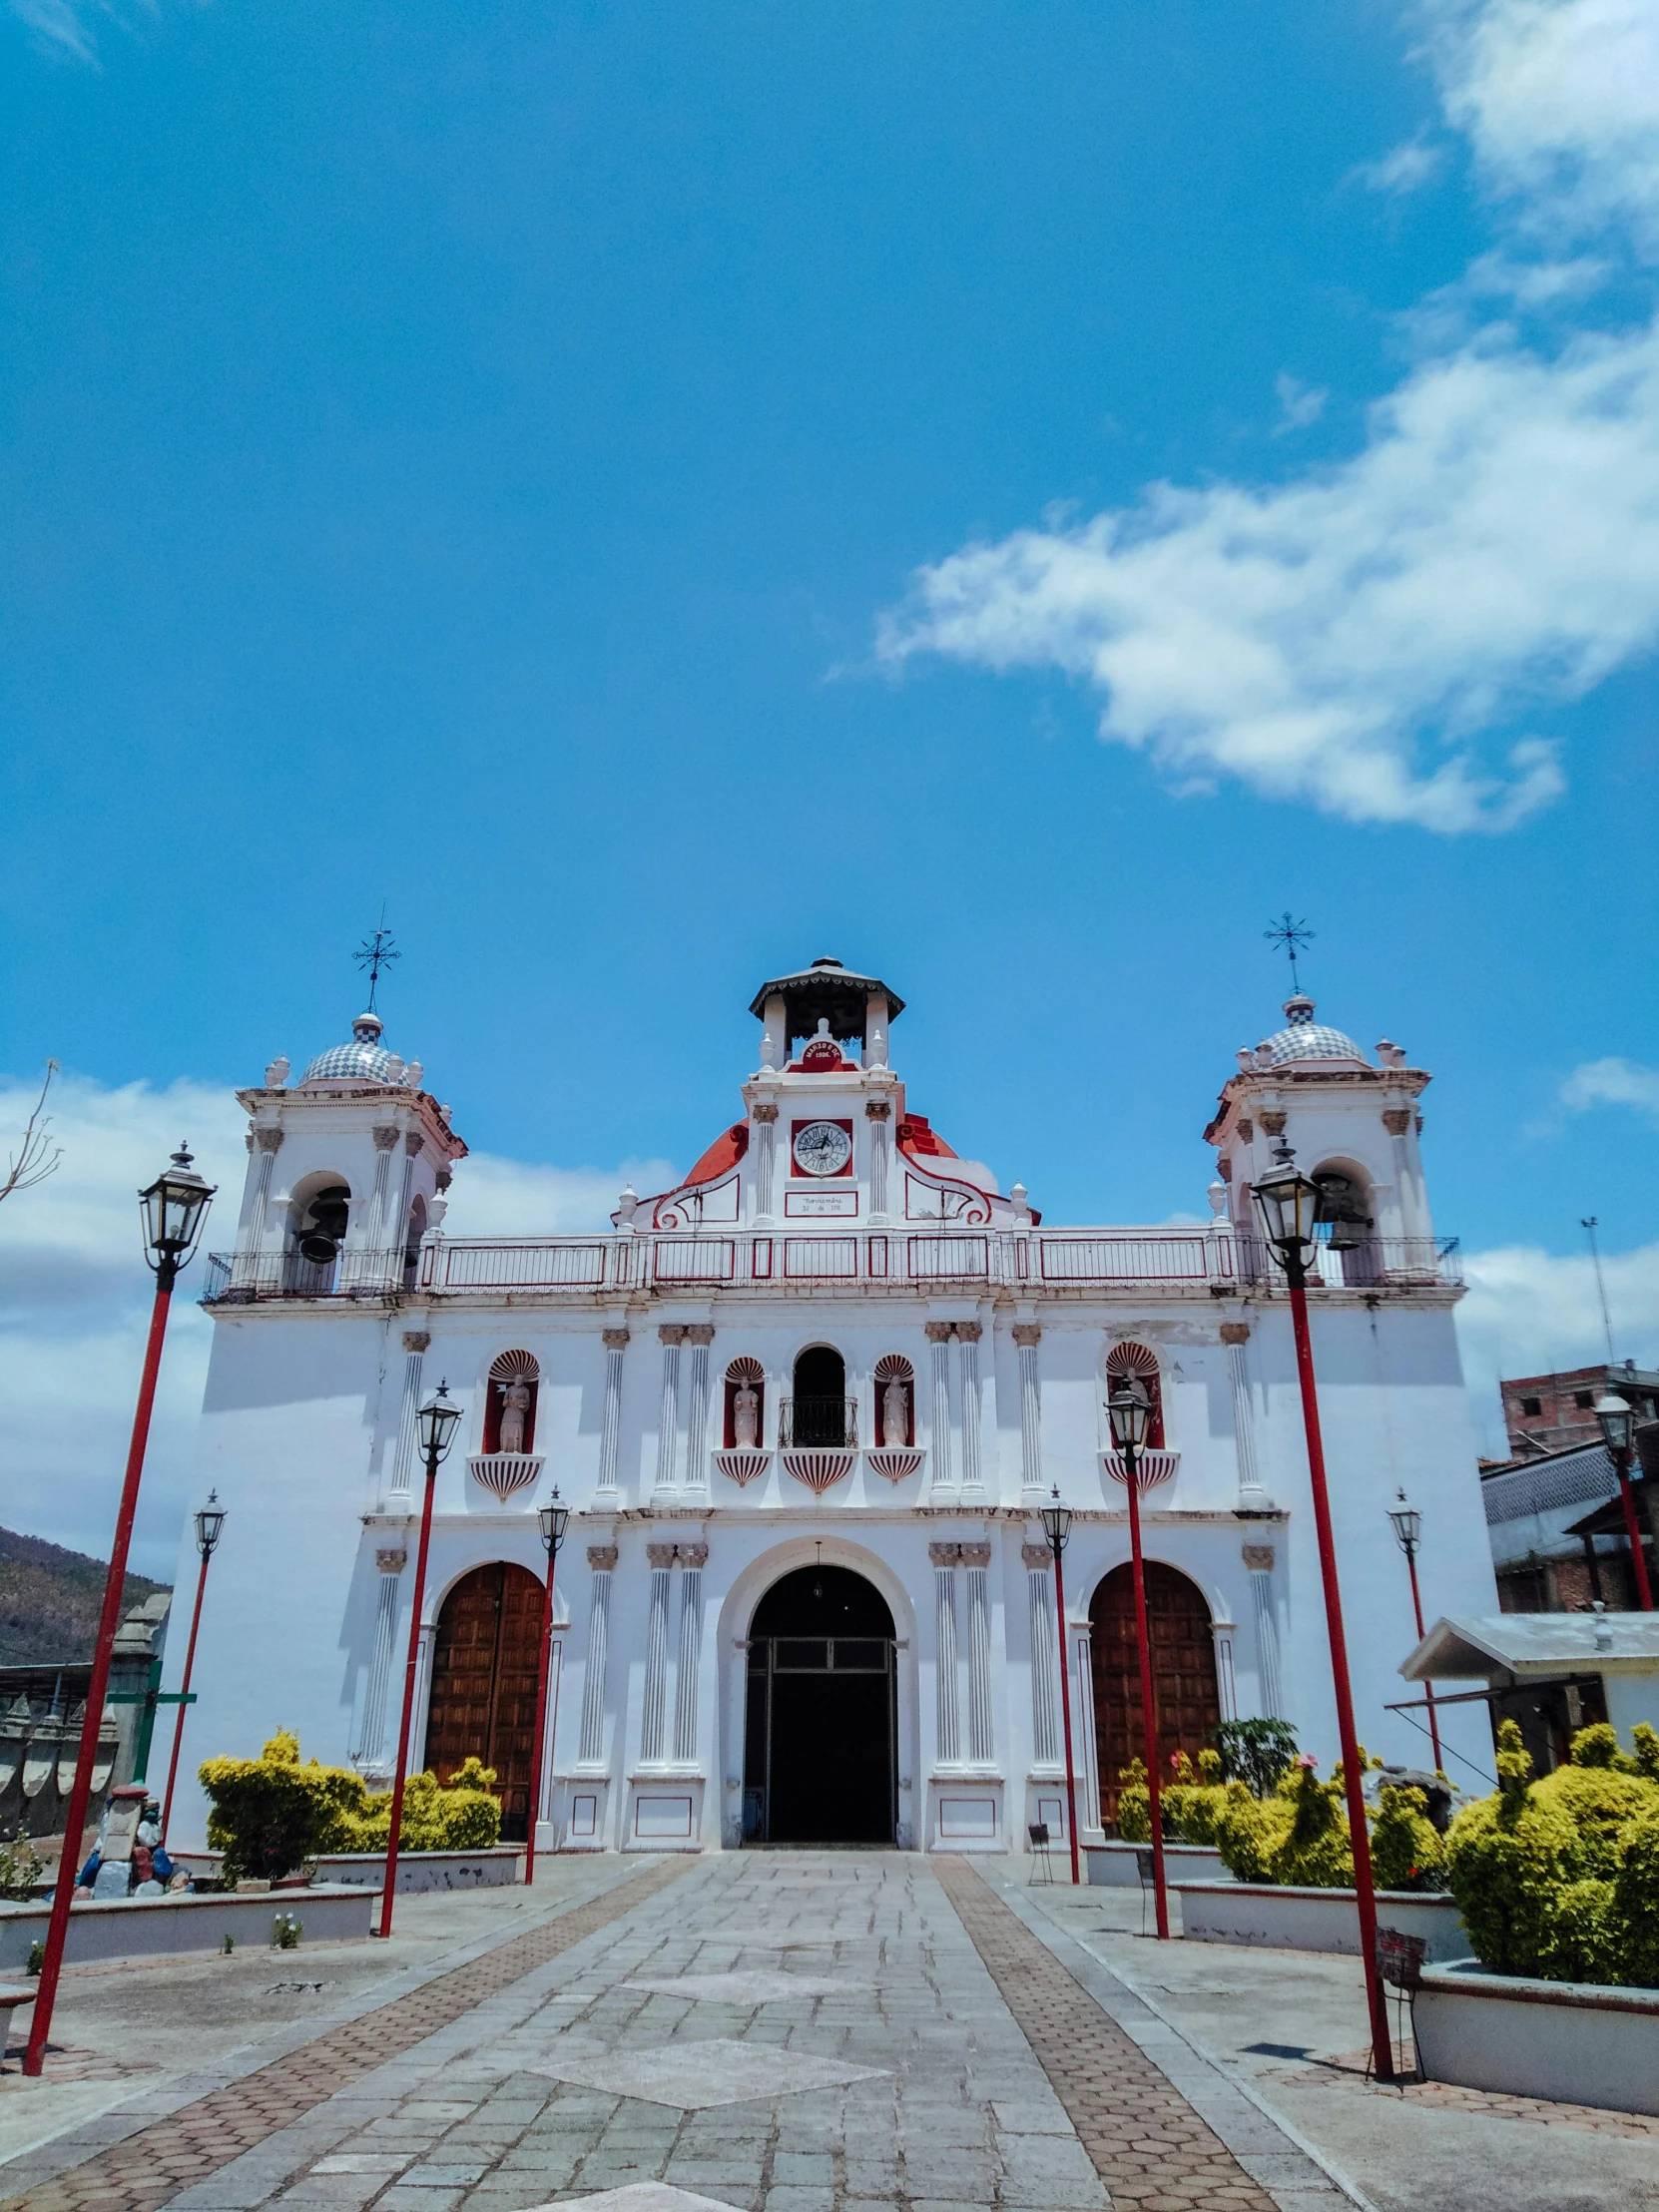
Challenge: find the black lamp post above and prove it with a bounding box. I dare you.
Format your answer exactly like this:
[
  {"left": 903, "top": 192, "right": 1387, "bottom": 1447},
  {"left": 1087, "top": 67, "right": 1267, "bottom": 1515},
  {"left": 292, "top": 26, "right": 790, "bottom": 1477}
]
[
  {"left": 26, "top": 1147, "right": 215, "bottom": 2078},
  {"left": 1038, "top": 1487, "right": 1080, "bottom": 1885},
  {"left": 1108, "top": 1377, "right": 1169, "bottom": 1939},
  {"left": 1252, "top": 1140, "right": 1393, "bottom": 2084},
  {"left": 377, "top": 1381, "right": 461, "bottom": 1937},
  {"left": 525, "top": 1487, "right": 570, "bottom": 1885},
  {"left": 1594, "top": 1392, "right": 1653, "bottom": 1611},
  {"left": 161, "top": 1492, "right": 229, "bottom": 1833},
  {"left": 1386, "top": 1489, "right": 1443, "bottom": 1773}
]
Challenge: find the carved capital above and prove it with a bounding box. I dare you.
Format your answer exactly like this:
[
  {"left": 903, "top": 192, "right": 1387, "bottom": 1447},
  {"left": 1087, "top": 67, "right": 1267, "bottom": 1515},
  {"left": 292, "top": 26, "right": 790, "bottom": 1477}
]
[
  {"left": 603, "top": 1328, "right": 631, "bottom": 1352},
  {"left": 658, "top": 1324, "right": 687, "bottom": 1346},
  {"left": 587, "top": 1544, "right": 619, "bottom": 1571},
  {"left": 1012, "top": 1323, "right": 1041, "bottom": 1348},
  {"left": 956, "top": 1321, "right": 982, "bottom": 1343},
  {"left": 1382, "top": 1108, "right": 1411, "bottom": 1136},
  {"left": 928, "top": 1540, "right": 962, "bottom": 1567},
  {"left": 1219, "top": 1323, "right": 1251, "bottom": 1346},
  {"left": 401, "top": 1330, "right": 431, "bottom": 1354},
  {"left": 647, "top": 1542, "right": 680, "bottom": 1570},
  {"left": 959, "top": 1541, "right": 992, "bottom": 1569},
  {"left": 751, "top": 1102, "right": 779, "bottom": 1124},
  {"left": 255, "top": 1126, "right": 285, "bottom": 1155},
  {"left": 684, "top": 1324, "right": 716, "bottom": 1346},
  {"left": 1021, "top": 1542, "right": 1053, "bottom": 1570},
  {"left": 924, "top": 1321, "right": 954, "bottom": 1344},
  {"left": 864, "top": 1100, "right": 891, "bottom": 1120},
  {"left": 1236, "top": 1117, "right": 1255, "bottom": 1143},
  {"left": 679, "top": 1542, "right": 709, "bottom": 1569},
  {"left": 1259, "top": 1110, "right": 1288, "bottom": 1136},
  {"left": 404, "top": 1131, "right": 425, "bottom": 1157},
  {"left": 1216, "top": 1157, "right": 1233, "bottom": 1181},
  {"left": 1242, "top": 1543, "right": 1276, "bottom": 1572},
  {"left": 372, "top": 1125, "right": 400, "bottom": 1152},
  {"left": 375, "top": 1548, "right": 406, "bottom": 1574}
]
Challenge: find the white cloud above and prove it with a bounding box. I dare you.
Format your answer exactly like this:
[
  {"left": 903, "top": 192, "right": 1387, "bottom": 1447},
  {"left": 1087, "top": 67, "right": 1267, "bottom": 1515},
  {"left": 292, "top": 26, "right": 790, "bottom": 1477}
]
[
  {"left": 1560, "top": 1054, "right": 1659, "bottom": 1121},
  {"left": 1456, "top": 1236, "right": 1659, "bottom": 1452},
  {"left": 0, "top": 1071, "right": 672, "bottom": 1577},
  {"left": 877, "top": 0, "right": 1659, "bottom": 831},
  {"left": 1272, "top": 373, "right": 1329, "bottom": 434},
  {"left": 1351, "top": 136, "right": 1446, "bottom": 195}
]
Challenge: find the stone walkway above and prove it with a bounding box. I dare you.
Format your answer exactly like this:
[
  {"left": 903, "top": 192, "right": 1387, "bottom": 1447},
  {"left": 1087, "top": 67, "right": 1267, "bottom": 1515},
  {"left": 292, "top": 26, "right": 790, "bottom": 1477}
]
[{"left": 1, "top": 1855, "right": 1357, "bottom": 2212}]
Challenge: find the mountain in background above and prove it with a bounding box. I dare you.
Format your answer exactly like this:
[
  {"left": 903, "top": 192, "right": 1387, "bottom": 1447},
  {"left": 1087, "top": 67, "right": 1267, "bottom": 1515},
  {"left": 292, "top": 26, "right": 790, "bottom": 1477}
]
[{"left": 0, "top": 1525, "right": 171, "bottom": 1666}]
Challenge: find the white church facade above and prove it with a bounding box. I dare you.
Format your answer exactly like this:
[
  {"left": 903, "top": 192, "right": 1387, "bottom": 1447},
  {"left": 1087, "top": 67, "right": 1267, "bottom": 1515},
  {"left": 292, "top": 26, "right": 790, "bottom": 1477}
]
[{"left": 167, "top": 957, "right": 1497, "bottom": 1856}]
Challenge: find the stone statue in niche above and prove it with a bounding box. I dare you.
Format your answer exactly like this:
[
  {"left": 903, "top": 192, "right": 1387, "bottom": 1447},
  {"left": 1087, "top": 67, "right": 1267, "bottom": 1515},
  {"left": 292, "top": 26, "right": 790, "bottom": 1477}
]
[
  {"left": 497, "top": 1376, "right": 532, "bottom": 1455},
  {"left": 732, "top": 1381, "right": 761, "bottom": 1448},
  {"left": 882, "top": 1377, "right": 910, "bottom": 1447}
]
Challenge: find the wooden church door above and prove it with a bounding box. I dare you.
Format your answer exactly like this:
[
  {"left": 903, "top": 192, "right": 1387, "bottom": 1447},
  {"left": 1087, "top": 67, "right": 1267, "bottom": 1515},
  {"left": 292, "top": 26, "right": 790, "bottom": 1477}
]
[
  {"left": 1089, "top": 1561, "right": 1221, "bottom": 1828},
  {"left": 424, "top": 1562, "right": 544, "bottom": 1841}
]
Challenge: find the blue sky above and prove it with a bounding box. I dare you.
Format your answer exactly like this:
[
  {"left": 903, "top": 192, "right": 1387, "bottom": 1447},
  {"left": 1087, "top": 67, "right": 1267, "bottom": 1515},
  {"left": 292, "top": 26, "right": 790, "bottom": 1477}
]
[{"left": 3, "top": 0, "right": 1658, "bottom": 1570}]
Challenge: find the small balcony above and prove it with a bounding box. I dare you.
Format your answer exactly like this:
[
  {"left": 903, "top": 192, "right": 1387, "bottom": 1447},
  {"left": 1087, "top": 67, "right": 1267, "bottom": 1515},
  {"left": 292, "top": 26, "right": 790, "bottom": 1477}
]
[
  {"left": 468, "top": 1452, "right": 543, "bottom": 1501},
  {"left": 202, "top": 1249, "right": 414, "bottom": 1303},
  {"left": 779, "top": 1395, "right": 858, "bottom": 1448}
]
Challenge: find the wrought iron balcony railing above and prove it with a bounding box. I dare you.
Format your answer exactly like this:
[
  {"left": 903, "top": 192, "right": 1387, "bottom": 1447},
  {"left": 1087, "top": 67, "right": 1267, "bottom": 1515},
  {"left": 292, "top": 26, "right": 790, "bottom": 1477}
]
[
  {"left": 202, "top": 1249, "right": 416, "bottom": 1303},
  {"left": 779, "top": 1395, "right": 858, "bottom": 1448}
]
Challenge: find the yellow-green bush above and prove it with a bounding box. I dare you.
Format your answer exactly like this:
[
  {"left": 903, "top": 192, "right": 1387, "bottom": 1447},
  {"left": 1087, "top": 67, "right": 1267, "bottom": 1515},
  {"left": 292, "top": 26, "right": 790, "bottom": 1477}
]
[
  {"left": 1114, "top": 1752, "right": 1238, "bottom": 1846},
  {"left": 201, "top": 1733, "right": 502, "bottom": 1880},
  {"left": 1610, "top": 1810, "right": 1659, "bottom": 1987},
  {"left": 1368, "top": 1784, "right": 1447, "bottom": 1894},
  {"left": 341, "top": 1758, "right": 502, "bottom": 1852}
]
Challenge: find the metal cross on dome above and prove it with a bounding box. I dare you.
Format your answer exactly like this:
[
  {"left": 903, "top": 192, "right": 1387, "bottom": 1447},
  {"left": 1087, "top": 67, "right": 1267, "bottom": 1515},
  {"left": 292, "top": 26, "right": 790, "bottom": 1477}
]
[
  {"left": 1264, "top": 911, "right": 1314, "bottom": 992},
  {"left": 354, "top": 910, "right": 400, "bottom": 1012}
]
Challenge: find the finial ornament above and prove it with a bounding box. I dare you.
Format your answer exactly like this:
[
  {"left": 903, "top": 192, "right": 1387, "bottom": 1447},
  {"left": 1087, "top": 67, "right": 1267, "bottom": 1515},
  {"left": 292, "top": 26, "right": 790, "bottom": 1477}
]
[
  {"left": 354, "top": 909, "right": 400, "bottom": 1013},
  {"left": 1264, "top": 911, "right": 1314, "bottom": 993}
]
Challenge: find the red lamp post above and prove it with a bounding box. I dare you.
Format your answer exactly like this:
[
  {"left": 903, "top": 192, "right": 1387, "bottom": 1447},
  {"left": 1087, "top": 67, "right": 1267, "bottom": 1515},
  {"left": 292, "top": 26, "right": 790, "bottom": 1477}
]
[
  {"left": 1252, "top": 1142, "right": 1394, "bottom": 2085},
  {"left": 25, "top": 1146, "right": 215, "bottom": 2078},
  {"left": 1593, "top": 1393, "right": 1654, "bottom": 1611},
  {"left": 160, "top": 1491, "right": 228, "bottom": 1836},
  {"left": 523, "top": 1487, "right": 569, "bottom": 1885},
  {"left": 1386, "top": 1490, "right": 1443, "bottom": 1774},
  {"left": 1039, "top": 1488, "right": 1081, "bottom": 1885},
  {"left": 1108, "top": 1379, "right": 1170, "bottom": 1939},
  {"left": 375, "top": 1381, "right": 461, "bottom": 1939}
]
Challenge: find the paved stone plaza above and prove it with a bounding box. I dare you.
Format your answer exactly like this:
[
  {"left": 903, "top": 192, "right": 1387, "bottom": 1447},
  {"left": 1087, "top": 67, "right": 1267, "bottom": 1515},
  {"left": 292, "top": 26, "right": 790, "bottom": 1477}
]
[{"left": 4, "top": 1856, "right": 1657, "bottom": 2212}]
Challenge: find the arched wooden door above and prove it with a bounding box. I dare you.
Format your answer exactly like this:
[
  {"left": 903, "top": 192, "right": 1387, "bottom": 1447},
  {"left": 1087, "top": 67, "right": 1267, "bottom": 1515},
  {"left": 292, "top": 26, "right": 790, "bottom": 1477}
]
[
  {"left": 1089, "top": 1562, "right": 1220, "bottom": 1827},
  {"left": 424, "top": 1563, "right": 544, "bottom": 1841}
]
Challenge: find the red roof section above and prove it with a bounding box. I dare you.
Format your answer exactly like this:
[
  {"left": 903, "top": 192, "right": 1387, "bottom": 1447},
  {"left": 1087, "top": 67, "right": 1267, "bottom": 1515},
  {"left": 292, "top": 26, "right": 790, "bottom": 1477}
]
[
  {"left": 681, "top": 1121, "right": 750, "bottom": 1187},
  {"left": 896, "top": 1113, "right": 958, "bottom": 1161}
]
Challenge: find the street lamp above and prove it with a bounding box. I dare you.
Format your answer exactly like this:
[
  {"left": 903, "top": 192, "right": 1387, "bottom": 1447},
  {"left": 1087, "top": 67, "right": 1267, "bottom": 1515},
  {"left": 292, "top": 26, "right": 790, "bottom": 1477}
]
[
  {"left": 524, "top": 1488, "right": 570, "bottom": 1887},
  {"left": 160, "top": 1492, "right": 229, "bottom": 1834},
  {"left": 1593, "top": 1392, "right": 1653, "bottom": 1611},
  {"left": 25, "top": 1145, "right": 215, "bottom": 2078},
  {"left": 377, "top": 1381, "right": 461, "bottom": 1938},
  {"left": 1386, "top": 1489, "right": 1443, "bottom": 1774},
  {"left": 1038, "top": 1487, "right": 1081, "bottom": 1886},
  {"left": 1253, "top": 1140, "right": 1394, "bottom": 2084},
  {"left": 1107, "top": 1377, "right": 1169, "bottom": 1940}
]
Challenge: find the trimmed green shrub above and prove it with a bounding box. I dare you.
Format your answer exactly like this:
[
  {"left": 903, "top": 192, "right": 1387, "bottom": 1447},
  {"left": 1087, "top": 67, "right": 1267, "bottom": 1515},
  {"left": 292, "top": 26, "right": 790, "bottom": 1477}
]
[
  {"left": 1368, "top": 1784, "right": 1447, "bottom": 1893},
  {"left": 340, "top": 1757, "right": 502, "bottom": 1852},
  {"left": 1609, "top": 1810, "right": 1659, "bottom": 1988},
  {"left": 1212, "top": 1718, "right": 1298, "bottom": 1798},
  {"left": 200, "top": 1730, "right": 366, "bottom": 1883}
]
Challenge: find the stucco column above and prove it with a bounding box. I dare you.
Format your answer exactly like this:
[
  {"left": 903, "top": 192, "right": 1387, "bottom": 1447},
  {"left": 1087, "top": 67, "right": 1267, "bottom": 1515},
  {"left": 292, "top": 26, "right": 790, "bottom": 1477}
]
[
  {"left": 961, "top": 1541, "right": 994, "bottom": 1764},
  {"left": 683, "top": 1327, "right": 714, "bottom": 1494},
  {"left": 640, "top": 1544, "right": 677, "bottom": 1764},
  {"left": 752, "top": 1102, "right": 778, "bottom": 1220},
  {"left": 866, "top": 1098, "right": 891, "bottom": 1220},
  {"left": 957, "top": 1324, "right": 984, "bottom": 1494},
  {"left": 393, "top": 1130, "right": 423, "bottom": 1262},
  {"left": 1244, "top": 1544, "right": 1284, "bottom": 1718},
  {"left": 1211, "top": 1618, "right": 1239, "bottom": 1723},
  {"left": 925, "top": 1323, "right": 954, "bottom": 1492},
  {"left": 654, "top": 1327, "right": 685, "bottom": 1496},
  {"left": 1221, "top": 1322, "right": 1267, "bottom": 1507},
  {"left": 1071, "top": 1619, "right": 1101, "bottom": 1834},
  {"left": 366, "top": 1124, "right": 400, "bottom": 1275},
  {"left": 1022, "top": 1542, "right": 1060, "bottom": 1764},
  {"left": 597, "top": 1330, "right": 629, "bottom": 1496},
  {"left": 389, "top": 1330, "right": 430, "bottom": 1496},
  {"left": 578, "top": 1546, "right": 617, "bottom": 1766},
  {"left": 673, "top": 1543, "right": 707, "bottom": 1764},
  {"left": 354, "top": 1547, "right": 405, "bottom": 1767},
  {"left": 1012, "top": 1324, "right": 1043, "bottom": 1495},
  {"left": 930, "top": 1541, "right": 961, "bottom": 1766},
  {"left": 233, "top": 1126, "right": 283, "bottom": 1286}
]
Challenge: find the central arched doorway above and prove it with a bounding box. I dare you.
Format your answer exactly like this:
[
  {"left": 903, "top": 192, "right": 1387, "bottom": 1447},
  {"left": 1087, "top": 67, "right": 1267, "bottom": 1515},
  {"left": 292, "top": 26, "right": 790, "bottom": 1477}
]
[
  {"left": 424, "top": 1562, "right": 544, "bottom": 1841},
  {"left": 743, "top": 1564, "right": 896, "bottom": 1844},
  {"left": 1089, "top": 1561, "right": 1221, "bottom": 1829}
]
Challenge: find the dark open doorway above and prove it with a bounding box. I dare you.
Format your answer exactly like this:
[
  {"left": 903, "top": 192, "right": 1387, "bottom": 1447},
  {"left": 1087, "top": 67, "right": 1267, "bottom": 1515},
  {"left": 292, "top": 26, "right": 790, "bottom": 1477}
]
[{"left": 744, "top": 1564, "right": 896, "bottom": 1844}]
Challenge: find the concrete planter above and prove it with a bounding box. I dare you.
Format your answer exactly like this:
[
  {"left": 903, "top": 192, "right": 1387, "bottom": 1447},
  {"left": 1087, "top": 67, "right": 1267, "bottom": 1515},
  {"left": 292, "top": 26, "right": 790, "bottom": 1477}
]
[
  {"left": 1175, "top": 1880, "right": 1468, "bottom": 1960},
  {"left": 0, "top": 1885, "right": 372, "bottom": 1969},
  {"left": 1084, "top": 1841, "right": 1230, "bottom": 1887},
  {"left": 1415, "top": 1960, "right": 1659, "bottom": 2116},
  {"left": 172, "top": 1847, "right": 523, "bottom": 1895}
]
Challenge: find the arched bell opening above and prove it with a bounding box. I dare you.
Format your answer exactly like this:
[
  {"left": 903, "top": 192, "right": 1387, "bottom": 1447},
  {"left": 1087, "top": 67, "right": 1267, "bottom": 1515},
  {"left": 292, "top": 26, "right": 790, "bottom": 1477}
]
[
  {"left": 282, "top": 1170, "right": 352, "bottom": 1291},
  {"left": 424, "top": 1561, "right": 545, "bottom": 1841},
  {"left": 743, "top": 1564, "right": 896, "bottom": 1845},
  {"left": 1088, "top": 1561, "right": 1220, "bottom": 1830}
]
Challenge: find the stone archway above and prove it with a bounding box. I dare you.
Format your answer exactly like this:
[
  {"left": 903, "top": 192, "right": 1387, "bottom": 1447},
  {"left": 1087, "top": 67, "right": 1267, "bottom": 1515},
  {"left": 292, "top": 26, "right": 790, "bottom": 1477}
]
[
  {"left": 743, "top": 1564, "right": 896, "bottom": 1845},
  {"left": 424, "top": 1562, "right": 544, "bottom": 1841},
  {"left": 1088, "top": 1561, "right": 1220, "bottom": 1826}
]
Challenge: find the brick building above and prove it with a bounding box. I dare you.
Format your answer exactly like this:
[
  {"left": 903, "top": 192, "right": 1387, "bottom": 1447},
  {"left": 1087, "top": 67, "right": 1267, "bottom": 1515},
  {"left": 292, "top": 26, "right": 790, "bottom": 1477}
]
[{"left": 1500, "top": 1360, "right": 1659, "bottom": 1459}]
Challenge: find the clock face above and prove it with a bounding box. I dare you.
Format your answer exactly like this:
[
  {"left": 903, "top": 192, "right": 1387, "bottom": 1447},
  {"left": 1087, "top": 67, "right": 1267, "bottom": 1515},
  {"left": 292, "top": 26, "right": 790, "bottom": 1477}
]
[{"left": 793, "top": 1120, "right": 853, "bottom": 1178}]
